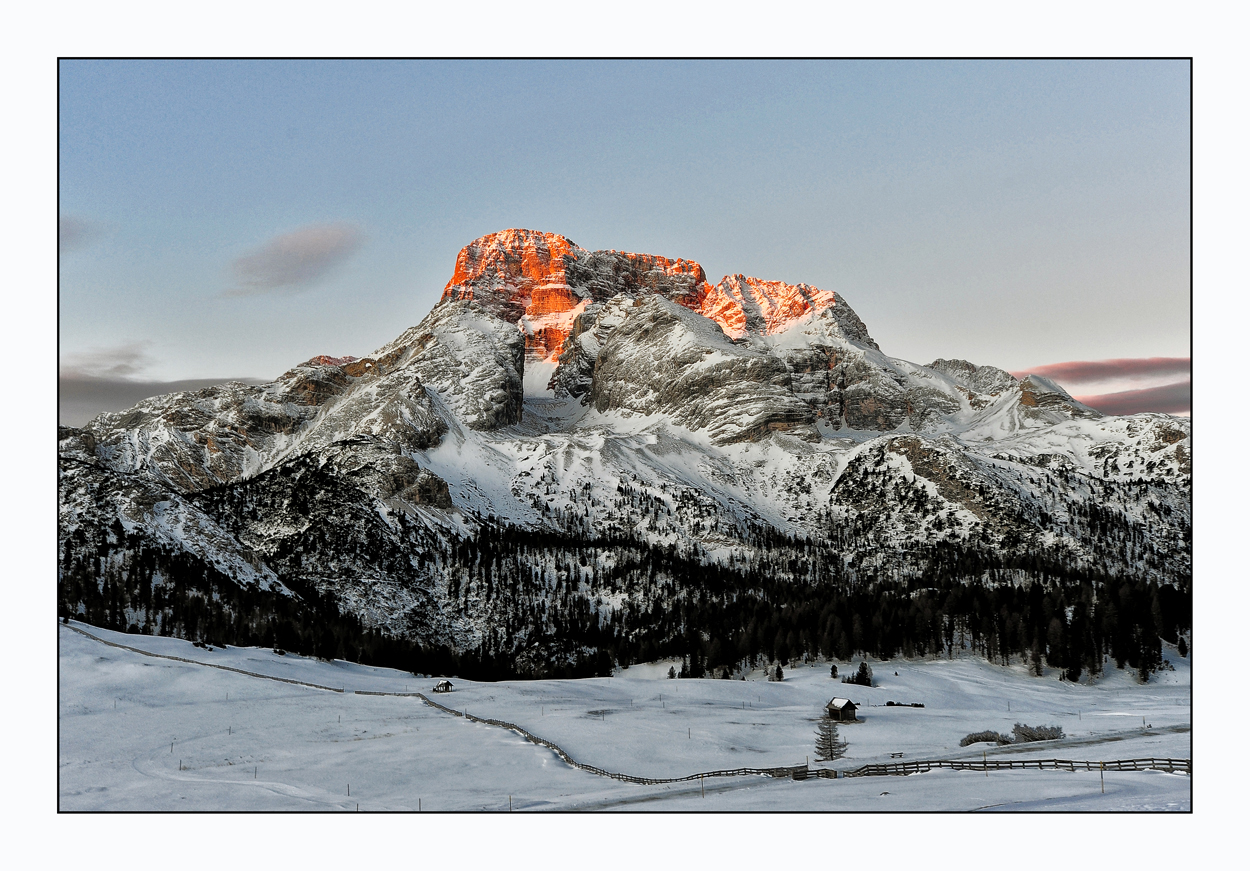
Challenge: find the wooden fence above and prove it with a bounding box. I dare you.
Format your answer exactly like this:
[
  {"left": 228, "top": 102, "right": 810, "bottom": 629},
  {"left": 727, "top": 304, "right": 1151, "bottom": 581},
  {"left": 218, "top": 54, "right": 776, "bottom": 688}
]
[
  {"left": 830, "top": 757, "right": 1191, "bottom": 778},
  {"left": 370, "top": 689, "right": 1191, "bottom": 784}
]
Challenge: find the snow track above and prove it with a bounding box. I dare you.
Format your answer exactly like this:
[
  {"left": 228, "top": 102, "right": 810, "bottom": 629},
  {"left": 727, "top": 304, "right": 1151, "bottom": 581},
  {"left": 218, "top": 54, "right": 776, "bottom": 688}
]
[{"left": 63, "top": 623, "right": 346, "bottom": 693}]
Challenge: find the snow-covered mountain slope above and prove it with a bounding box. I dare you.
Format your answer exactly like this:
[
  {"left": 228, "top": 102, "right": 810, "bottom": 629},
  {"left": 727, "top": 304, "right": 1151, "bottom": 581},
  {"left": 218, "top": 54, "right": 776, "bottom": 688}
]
[{"left": 58, "top": 229, "right": 1191, "bottom": 676}]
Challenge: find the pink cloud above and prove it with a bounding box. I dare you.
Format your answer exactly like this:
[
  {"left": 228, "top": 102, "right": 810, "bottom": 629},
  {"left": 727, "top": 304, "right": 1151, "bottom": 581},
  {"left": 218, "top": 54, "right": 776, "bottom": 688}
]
[
  {"left": 1074, "top": 380, "right": 1190, "bottom": 416},
  {"left": 1010, "top": 357, "right": 1189, "bottom": 385},
  {"left": 226, "top": 223, "right": 363, "bottom": 297},
  {"left": 59, "top": 215, "right": 104, "bottom": 254}
]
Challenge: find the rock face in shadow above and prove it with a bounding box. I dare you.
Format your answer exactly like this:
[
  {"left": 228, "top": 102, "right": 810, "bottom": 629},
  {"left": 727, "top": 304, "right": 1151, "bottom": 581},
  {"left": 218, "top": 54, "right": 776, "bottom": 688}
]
[
  {"left": 375, "top": 300, "right": 526, "bottom": 432},
  {"left": 72, "top": 347, "right": 450, "bottom": 495},
  {"left": 586, "top": 297, "right": 818, "bottom": 444},
  {"left": 928, "top": 359, "right": 1018, "bottom": 396}
]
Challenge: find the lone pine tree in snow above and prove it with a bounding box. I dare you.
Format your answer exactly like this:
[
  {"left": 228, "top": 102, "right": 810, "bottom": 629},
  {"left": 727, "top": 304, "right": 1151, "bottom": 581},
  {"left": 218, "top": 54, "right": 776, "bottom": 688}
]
[{"left": 814, "top": 714, "right": 848, "bottom": 762}]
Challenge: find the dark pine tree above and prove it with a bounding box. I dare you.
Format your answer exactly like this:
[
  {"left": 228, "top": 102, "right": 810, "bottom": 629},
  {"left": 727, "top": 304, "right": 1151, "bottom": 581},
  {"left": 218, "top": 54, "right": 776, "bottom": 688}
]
[{"left": 814, "top": 715, "right": 848, "bottom": 762}]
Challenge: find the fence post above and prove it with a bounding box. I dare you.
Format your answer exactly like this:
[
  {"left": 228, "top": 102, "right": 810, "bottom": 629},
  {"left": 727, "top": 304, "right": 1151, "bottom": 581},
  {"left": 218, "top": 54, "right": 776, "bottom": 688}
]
[{"left": 1100, "top": 762, "right": 1104, "bottom": 794}]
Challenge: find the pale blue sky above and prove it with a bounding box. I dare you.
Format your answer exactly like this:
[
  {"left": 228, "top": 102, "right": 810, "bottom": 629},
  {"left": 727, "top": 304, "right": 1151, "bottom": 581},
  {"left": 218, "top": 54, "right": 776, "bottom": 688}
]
[{"left": 59, "top": 59, "right": 1190, "bottom": 388}]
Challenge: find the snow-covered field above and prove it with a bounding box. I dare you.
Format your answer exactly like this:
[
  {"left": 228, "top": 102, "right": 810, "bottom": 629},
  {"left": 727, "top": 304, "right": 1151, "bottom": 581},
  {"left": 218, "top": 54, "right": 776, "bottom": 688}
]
[{"left": 59, "top": 621, "right": 1190, "bottom": 811}]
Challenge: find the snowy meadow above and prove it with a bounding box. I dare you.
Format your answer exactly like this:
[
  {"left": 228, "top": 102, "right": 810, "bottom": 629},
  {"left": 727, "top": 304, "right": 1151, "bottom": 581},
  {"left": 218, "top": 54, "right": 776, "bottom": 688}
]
[{"left": 59, "top": 621, "right": 1190, "bottom": 811}]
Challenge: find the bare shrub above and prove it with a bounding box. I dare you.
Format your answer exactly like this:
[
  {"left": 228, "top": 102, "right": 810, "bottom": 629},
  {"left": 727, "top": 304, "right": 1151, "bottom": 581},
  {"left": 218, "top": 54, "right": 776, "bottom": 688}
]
[
  {"left": 959, "top": 730, "right": 1012, "bottom": 747},
  {"left": 1011, "top": 722, "right": 1064, "bottom": 743}
]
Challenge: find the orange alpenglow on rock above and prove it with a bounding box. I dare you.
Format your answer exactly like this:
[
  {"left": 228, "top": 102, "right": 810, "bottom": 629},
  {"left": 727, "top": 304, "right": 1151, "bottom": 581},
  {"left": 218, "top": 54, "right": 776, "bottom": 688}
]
[
  {"left": 702, "top": 275, "right": 839, "bottom": 339},
  {"left": 440, "top": 229, "right": 589, "bottom": 362},
  {"left": 306, "top": 355, "right": 359, "bottom": 367},
  {"left": 437, "top": 228, "right": 845, "bottom": 361}
]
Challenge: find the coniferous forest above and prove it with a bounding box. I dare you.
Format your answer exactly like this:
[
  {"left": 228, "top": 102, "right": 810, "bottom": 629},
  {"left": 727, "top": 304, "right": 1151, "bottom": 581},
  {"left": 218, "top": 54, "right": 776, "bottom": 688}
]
[{"left": 59, "top": 512, "right": 1189, "bottom": 684}]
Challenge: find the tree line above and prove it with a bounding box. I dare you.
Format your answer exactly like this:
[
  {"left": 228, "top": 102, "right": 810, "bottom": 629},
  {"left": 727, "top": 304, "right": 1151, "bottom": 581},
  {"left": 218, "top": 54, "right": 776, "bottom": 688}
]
[{"left": 59, "top": 514, "right": 1189, "bottom": 685}]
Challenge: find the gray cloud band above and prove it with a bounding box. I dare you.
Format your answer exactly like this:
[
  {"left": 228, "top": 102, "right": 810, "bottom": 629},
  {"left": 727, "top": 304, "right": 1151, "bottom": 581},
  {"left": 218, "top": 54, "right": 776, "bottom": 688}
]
[
  {"left": 1074, "top": 380, "right": 1191, "bottom": 416},
  {"left": 59, "top": 375, "right": 264, "bottom": 428}
]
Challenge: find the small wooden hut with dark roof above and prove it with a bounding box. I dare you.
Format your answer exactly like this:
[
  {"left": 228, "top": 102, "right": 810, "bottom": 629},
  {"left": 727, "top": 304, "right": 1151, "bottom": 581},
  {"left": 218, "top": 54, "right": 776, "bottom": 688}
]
[
  {"left": 826, "top": 697, "right": 857, "bottom": 722},
  {"left": 433, "top": 679, "right": 454, "bottom": 693}
]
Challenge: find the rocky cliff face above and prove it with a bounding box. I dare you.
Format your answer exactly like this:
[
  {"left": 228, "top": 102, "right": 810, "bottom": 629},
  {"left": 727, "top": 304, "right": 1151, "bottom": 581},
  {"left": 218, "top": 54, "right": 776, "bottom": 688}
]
[
  {"left": 586, "top": 297, "right": 818, "bottom": 445},
  {"left": 439, "top": 229, "right": 711, "bottom": 364},
  {"left": 430, "top": 230, "right": 1059, "bottom": 438},
  {"left": 686, "top": 274, "right": 875, "bottom": 346},
  {"left": 58, "top": 228, "right": 1191, "bottom": 672},
  {"left": 373, "top": 300, "right": 526, "bottom": 432}
]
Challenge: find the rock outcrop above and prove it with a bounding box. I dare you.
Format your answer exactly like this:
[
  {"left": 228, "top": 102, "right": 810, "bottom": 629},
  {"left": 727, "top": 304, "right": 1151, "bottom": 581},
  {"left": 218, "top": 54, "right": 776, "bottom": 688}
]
[
  {"left": 438, "top": 229, "right": 715, "bottom": 364},
  {"left": 684, "top": 274, "right": 876, "bottom": 346},
  {"left": 374, "top": 300, "right": 526, "bottom": 431},
  {"left": 585, "top": 297, "right": 818, "bottom": 444}
]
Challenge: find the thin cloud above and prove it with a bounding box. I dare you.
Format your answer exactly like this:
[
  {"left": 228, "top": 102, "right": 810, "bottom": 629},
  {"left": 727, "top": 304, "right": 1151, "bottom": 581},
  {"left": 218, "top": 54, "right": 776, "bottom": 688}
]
[
  {"left": 1011, "top": 357, "right": 1190, "bottom": 386},
  {"left": 1074, "top": 380, "right": 1191, "bottom": 416},
  {"left": 60, "top": 341, "right": 153, "bottom": 379},
  {"left": 226, "top": 223, "right": 363, "bottom": 297},
  {"left": 59, "top": 374, "right": 265, "bottom": 427},
  {"left": 59, "top": 342, "right": 264, "bottom": 426},
  {"left": 59, "top": 215, "right": 103, "bottom": 254}
]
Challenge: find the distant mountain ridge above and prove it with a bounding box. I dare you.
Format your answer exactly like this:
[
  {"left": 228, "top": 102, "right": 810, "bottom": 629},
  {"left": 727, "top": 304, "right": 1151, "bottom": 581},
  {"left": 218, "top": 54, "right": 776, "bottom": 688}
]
[{"left": 58, "top": 229, "right": 1191, "bottom": 679}]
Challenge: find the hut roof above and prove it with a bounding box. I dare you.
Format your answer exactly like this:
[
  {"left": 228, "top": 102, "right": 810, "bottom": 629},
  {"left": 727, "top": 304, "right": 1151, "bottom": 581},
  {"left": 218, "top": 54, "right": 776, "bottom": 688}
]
[{"left": 827, "top": 697, "right": 856, "bottom": 709}]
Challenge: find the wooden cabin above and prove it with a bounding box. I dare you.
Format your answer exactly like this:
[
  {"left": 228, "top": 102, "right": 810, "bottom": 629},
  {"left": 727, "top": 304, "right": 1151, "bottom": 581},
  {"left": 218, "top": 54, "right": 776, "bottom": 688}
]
[
  {"left": 433, "top": 679, "right": 454, "bottom": 693},
  {"left": 826, "top": 697, "right": 857, "bottom": 722}
]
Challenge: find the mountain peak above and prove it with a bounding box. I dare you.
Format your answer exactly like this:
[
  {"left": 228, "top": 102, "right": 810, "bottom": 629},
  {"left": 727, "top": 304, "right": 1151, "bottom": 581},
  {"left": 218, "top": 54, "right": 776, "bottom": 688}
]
[
  {"left": 436, "top": 229, "right": 874, "bottom": 364},
  {"left": 438, "top": 229, "right": 715, "bottom": 363},
  {"left": 441, "top": 229, "right": 586, "bottom": 315}
]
